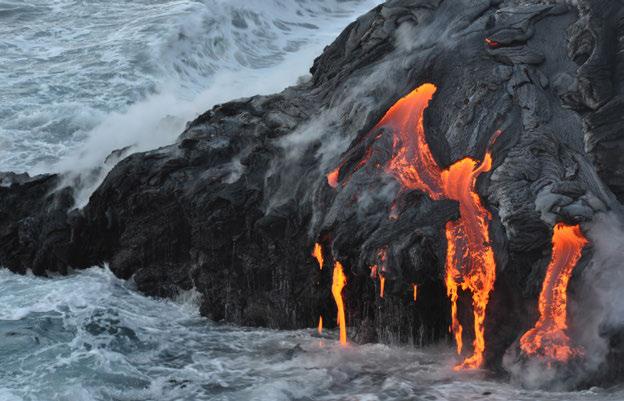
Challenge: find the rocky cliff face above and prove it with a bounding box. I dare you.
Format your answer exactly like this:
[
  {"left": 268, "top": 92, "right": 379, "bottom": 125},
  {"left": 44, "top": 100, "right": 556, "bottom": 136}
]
[{"left": 2, "top": 0, "right": 624, "bottom": 388}]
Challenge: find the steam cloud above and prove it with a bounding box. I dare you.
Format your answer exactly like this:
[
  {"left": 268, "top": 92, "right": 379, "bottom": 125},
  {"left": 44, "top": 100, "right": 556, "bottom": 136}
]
[{"left": 575, "top": 212, "right": 624, "bottom": 371}]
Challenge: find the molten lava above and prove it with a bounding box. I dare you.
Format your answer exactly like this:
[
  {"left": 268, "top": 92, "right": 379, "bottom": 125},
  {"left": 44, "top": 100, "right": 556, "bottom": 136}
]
[
  {"left": 485, "top": 38, "right": 500, "bottom": 48},
  {"left": 382, "top": 84, "right": 498, "bottom": 369},
  {"left": 318, "top": 316, "right": 323, "bottom": 334},
  {"left": 375, "top": 248, "right": 388, "bottom": 299},
  {"left": 519, "top": 223, "right": 588, "bottom": 362},
  {"left": 329, "top": 83, "right": 499, "bottom": 368},
  {"left": 312, "top": 243, "right": 324, "bottom": 270},
  {"left": 413, "top": 284, "right": 418, "bottom": 302},
  {"left": 441, "top": 155, "right": 497, "bottom": 370},
  {"left": 382, "top": 83, "right": 444, "bottom": 196},
  {"left": 327, "top": 168, "right": 340, "bottom": 188},
  {"left": 332, "top": 261, "right": 348, "bottom": 346}
]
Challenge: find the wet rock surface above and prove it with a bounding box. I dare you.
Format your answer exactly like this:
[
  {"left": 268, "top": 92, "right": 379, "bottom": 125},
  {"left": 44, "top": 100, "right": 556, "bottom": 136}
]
[{"left": 2, "top": 0, "right": 624, "bottom": 387}]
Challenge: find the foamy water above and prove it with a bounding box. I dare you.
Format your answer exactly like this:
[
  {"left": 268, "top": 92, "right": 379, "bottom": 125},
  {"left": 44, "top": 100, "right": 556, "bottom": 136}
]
[
  {"left": 1, "top": 267, "right": 623, "bottom": 401},
  {"left": 0, "top": 0, "right": 379, "bottom": 176}
]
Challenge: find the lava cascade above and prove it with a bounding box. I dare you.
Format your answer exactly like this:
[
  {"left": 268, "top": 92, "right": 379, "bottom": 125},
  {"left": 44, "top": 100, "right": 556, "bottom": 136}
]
[
  {"left": 519, "top": 223, "right": 588, "bottom": 362},
  {"left": 332, "top": 261, "right": 348, "bottom": 345},
  {"left": 441, "top": 155, "right": 497, "bottom": 369},
  {"left": 311, "top": 244, "right": 347, "bottom": 344},
  {"left": 327, "top": 83, "right": 498, "bottom": 368}
]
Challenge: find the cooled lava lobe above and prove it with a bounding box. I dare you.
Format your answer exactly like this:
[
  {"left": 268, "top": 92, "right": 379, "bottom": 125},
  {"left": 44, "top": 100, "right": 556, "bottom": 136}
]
[{"left": 2, "top": 0, "right": 624, "bottom": 386}]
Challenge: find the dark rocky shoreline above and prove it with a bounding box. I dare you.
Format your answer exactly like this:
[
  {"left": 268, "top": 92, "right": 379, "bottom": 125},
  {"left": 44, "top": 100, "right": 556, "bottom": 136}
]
[{"left": 3, "top": 0, "right": 624, "bottom": 387}]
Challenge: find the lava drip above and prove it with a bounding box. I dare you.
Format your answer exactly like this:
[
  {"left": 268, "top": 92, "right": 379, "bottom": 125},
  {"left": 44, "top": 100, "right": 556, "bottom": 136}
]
[
  {"left": 312, "top": 243, "right": 324, "bottom": 270},
  {"left": 327, "top": 83, "right": 499, "bottom": 368},
  {"left": 519, "top": 223, "right": 588, "bottom": 363},
  {"left": 311, "top": 243, "right": 348, "bottom": 345},
  {"left": 332, "top": 261, "right": 348, "bottom": 346}
]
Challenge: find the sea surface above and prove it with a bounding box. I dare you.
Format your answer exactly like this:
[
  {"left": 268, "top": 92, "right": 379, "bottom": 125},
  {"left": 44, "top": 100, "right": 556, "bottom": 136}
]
[
  {"left": 2, "top": 268, "right": 624, "bottom": 401},
  {"left": 0, "top": 0, "right": 378, "bottom": 175},
  {"left": 2, "top": 1, "right": 624, "bottom": 400}
]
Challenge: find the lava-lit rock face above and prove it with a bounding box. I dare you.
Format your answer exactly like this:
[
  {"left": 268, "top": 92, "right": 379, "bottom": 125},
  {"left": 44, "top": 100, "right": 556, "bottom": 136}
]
[{"left": 2, "top": 0, "right": 624, "bottom": 387}]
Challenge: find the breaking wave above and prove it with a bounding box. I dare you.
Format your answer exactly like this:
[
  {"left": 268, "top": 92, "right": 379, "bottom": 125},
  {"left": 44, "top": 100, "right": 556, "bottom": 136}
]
[{"left": 0, "top": 0, "right": 378, "bottom": 178}]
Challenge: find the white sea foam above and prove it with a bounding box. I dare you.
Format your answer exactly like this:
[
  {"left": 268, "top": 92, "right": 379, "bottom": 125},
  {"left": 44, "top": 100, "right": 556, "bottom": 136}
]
[
  {"left": 1, "top": 267, "right": 623, "bottom": 401},
  {"left": 0, "top": 0, "right": 379, "bottom": 183}
]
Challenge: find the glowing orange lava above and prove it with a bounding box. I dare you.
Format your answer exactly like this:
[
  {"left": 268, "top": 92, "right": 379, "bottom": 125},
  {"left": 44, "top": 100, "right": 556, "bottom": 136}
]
[
  {"left": 485, "top": 38, "right": 500, "bottom": 48},
  {"left": 441, "top": 155, "right": 497, "bottom": 370},
  {"left": 332, "top": 261, "right": 348, "bottom": 346},
  {"left": 318, "top": 316, "right": 323, "bottom": 334},
  {"left": 376, "top": 248, "right": 388, "bottom": 298},
  {"left": 346, "top": 84, "right": 498, "bottom": 368},
  {"left": 327, "top": 168, "right": 340, "bottom": 188},
  {"left": 379, "top": 83, "right": 498, "bottom": 369},
  {"left": 519, "top": 223, "right": 588, "bottom": 362},
  {"left": 380, "top": 274, "right": 386, "bottom": 298},
  {"left": 326, "top": 83, "right": 499, "bottom": 367},
  {"left": 382, "top": 83, "right": 444, "bottom": 196},
  {"left": 413, "top": 284, "right": 418, "bottom": 302},
  {"left": 312, "top": 243, "right": 324, "bottom": 270}
]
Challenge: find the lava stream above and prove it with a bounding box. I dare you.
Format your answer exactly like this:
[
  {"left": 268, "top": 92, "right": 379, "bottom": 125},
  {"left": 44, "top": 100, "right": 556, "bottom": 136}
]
[
  {"left": 328, "top": 83, "right": 499, "bottom": 369},
  {"left": 383, "top": 84, "right": 498, "bottom": 369},
  {"left": 441, "top": 156, "right": 497, "bottom": 370},
  {"left": 318, "top": 316, "right": 323, "bottom": 334},
  {"left": 379, "top": 275, "right": 386, "bottom": 298},
  {"left": 519, "top": 223, "right": 588, "bottom": 363},
  {"left": 332, "top": 261, "right": 348, "bottom": 346}
]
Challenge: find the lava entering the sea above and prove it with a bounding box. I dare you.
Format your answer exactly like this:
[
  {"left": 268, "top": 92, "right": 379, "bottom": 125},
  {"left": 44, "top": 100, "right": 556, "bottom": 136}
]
[
  {"left": 519, "top": 223, "right": 588, "bottom": 363},
  {"left": 332, "top": 261, "right": 348, "bottom": 346},
  {"left": 311, "top": 243, "right": 348, "bottom": 345},
  {"left": 326, "top": 83, "right": 499, "bottom": 369}
]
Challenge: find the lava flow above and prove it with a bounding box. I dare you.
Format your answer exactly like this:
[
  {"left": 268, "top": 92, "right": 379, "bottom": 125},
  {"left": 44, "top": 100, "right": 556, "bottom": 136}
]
[
  {"left": 441, "top": 154, "right": 497, "bottom": 369},
  {"left": 332, "top": 261, "right": 348, "bottom": 345},
  {"left": 312, "top": 243, "right": 324, "bottom": 270},
  {"left": 327, "top": 83, "right": 499, "bottom": 369},
  {"left": 519, "top": 223, "right": 588, "bottom": 363},
  {"left": 318, "top": 316, "right": 323, "bottom": 334}
]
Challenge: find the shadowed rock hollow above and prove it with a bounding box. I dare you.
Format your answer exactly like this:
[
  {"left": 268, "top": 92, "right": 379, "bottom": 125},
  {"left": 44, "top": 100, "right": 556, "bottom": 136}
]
[{"left": 3, "top": 0, "right": 624, "bottom": 388}]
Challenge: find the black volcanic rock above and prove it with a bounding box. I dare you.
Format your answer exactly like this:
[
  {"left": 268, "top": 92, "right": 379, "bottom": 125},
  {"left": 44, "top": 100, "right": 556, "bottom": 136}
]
[{"left": 2, "top": 0, "right": 624, "bottom": 387}]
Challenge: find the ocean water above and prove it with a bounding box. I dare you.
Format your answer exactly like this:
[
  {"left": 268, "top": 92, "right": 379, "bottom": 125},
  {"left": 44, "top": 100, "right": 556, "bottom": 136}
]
[
  {"left": 1, "top": 267, "right": 624, "bottom": 401},
  {"left": 0, "top": 0, "right": 379, "bottom": 176}
]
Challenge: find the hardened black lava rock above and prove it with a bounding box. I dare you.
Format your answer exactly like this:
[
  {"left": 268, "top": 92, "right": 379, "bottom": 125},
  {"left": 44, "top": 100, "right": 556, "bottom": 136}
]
[{"left": 2, "top": 0, "right": 624, "bottom": 387}]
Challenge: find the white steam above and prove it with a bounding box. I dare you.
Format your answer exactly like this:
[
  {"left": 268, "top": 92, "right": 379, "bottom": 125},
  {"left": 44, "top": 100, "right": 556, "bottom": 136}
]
[
  {"left": 575, "top": 212, "right": 624, "bottom": 370},
  {"left": 49, "top": 1, "right": 383, "bottom": 207},
  {"left": 60, "top": 48, "right": 324, "bottom": 207}
]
